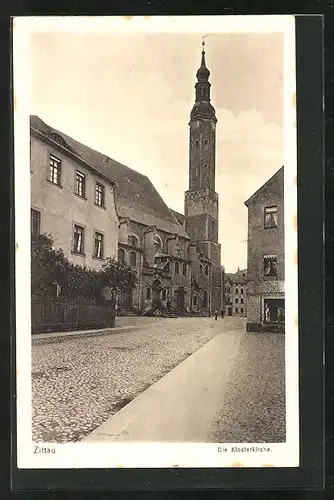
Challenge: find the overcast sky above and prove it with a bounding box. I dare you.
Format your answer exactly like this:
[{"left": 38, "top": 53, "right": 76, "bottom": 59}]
[{"left": 29, "top": 30, "right": 283, "bottom": 272}]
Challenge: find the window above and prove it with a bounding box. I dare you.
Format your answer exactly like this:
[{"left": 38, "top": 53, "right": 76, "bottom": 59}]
[
  {"left": 241, "top": 298, "right": 244, "bottom": 304},
  {"left": 164, "top": 261, "right": 170, "bottom": 272},
  {"left": 162, "top": 289, "right": 167, "bottom": 301},
  {"left": 49, "top": 155, "right": 61, "bottom": 185},
  {"left": 241, "top": 308, "right": 244, "bottom": 313},
  {"left": 95, "top": 182, "right": 105, "bottom": 207},
  {"left": 175, "top": 262, "right": 180, "bottom": 274},
  {"left": 264, "top": 206, "right": 278, "bottom": 228},
  {"left": 193, "top": 296, "right": 197, "bottom": 306},
  {"left": 128, "top": 235, "right": 138, "bottom": 247},
  {"left": 241, "top": 288, "right": 244, "bottom": 294},
  {"left": 235, "top": 308, "right": 238, "bottom": 314},
  {"left": 264, "top": 299, "right": 285, "bottom": 324},
  {"left": 31, "top": 209, "right": 41, "bottom": 236},
  {"left": 146, "top": 287, "right": 151, "bottom": 300},
  {"left": 75, "top": 171, "right": 86, "bottom": 197},
  {"left": 203, "top": 290, "right": 208, "bottom": 308},
  {"left": 264, "top": 255, "right": 278, "bottom": 277},
  {"left": 182, "top": 263, "right": 187, "bottom": 275},
  {"left": 204, "top": 265, "right": 209, "bottom": 276},
  {"left": 118, "top": 248, "right": 126, "bottom": 263},
  {"left": 203, "top": 139, "right": 209, "bottom": 149},
  {"left": 236, "top": 288, "right": 238, "bottom": 294},
  {"left": 73, "top": 225, "right": 84, "bottom": 254},
  {"left": 194, "top": 139, "right": 200, "bottom": 149},
  {"left": 200, "top": 264, "right": 203, "bottom": 274},
  {"left": 154, "top": 235, "right": 162, "bottom": 251},
  {"left": 235, "top": 298, "right": 238, "bottom": 304},
  {"left": 129, "top": 251, "right": 137, "bottom": 267},
  {"left": 94, "top": 232, "right": 104, "bottom": 259},
  {"left": 204, "top": 163, "right": 208, "bottom": 172}
]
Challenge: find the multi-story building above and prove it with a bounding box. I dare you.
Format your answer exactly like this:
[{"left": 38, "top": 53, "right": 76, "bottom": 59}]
[
  {"left": 30, "top": 116, "right": 119, "bottom": 270},
  {"left": 244, "top": 166, "right": 285, "bottom": 332},
  {"left": 224, "top": 269, "right": 247, "bottom": 317},
  {"left": 30, "top": 42, "right": 223, "bottom": 315}
]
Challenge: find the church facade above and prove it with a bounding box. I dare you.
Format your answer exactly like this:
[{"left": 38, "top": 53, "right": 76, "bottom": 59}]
[{"left": 30, "top": 43, "right": 223, "bottom": 316}]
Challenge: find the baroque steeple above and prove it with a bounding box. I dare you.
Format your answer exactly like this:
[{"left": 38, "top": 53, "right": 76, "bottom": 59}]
[
  {"left": 190, "top": 41, "right": 217, "bottom": 123},
  {"left": 185, "top": 39, "right": 219, "bottom": 248}
]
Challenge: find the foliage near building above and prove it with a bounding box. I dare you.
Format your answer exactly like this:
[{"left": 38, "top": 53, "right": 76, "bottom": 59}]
[{"left": 31, "top": 233, "right": 137, "bottom": 302}]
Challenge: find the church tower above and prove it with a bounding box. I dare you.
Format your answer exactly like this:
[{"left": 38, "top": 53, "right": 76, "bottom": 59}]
[{"left": 185, "top": 41, "right": 221, "bottom": 269}]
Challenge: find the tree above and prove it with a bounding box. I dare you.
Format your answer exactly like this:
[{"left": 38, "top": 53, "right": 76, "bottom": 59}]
[
  {"left": 99, "top": 257, "right": 138, "bottom": 300},
  {"left": 31, "top": 233, "right": 70, "bottom": 296},
  {"left": 31, "top": 234, "right": 138, "bottom": 302}
]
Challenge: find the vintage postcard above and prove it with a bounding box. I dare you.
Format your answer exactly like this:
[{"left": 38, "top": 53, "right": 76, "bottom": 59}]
[{"left": 13, "top": 15, "right": 298, "bottom": 469}]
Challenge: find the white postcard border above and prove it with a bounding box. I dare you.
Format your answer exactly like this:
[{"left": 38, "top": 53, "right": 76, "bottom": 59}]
[{"left": 14, "top": 15, "right": 298, "bottom": 469}]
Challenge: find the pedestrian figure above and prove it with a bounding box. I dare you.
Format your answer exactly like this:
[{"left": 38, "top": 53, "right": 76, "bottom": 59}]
[{"left": 214, "top": 309, "right": 218, "bottom": 321}]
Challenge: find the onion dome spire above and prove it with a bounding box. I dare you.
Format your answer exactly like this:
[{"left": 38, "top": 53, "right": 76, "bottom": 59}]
[
  {"left": 196, "top": 40, "right": 210, "bottom": 82},
  {"left": 190, "top": 39, "right": 217, "bottom": 123}
]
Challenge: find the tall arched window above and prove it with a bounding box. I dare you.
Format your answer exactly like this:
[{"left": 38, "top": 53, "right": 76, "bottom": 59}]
[
  {"left": 203, "top": 290, "right": 208, "bottom": 308},
  {"left": 175, "top": 262, "right": 180, "bottom": 274},
  {"left": 203, "top": 139, "right": 209, "bottom": 149},
  {"left": 154, "top": 235, "right": 162, "bottom": 251},
  {"left": 118, "top": 248, "right": 125, "bottom": 263},
  {"left": 194, "top": 139, "right": 200, "bottom": 149},
  {"left": 129, "top": 251, "right": 137, "bottom": 267},
  {"left": 182, "top": 263, "right": 187, "bottom": 276},
  {"left": 146, "top": 287, "right": 151, "bottom": 300},
  {"left": 204, "top": 265, "right": 209, "bottom": 276},
  {"left": 128, "top": 235, "right": 138, "bottom": 247}
]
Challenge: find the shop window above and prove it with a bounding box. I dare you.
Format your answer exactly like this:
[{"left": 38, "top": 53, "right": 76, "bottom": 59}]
[{"left": 264, "top": 299, "right": 285, "bottom": 324}]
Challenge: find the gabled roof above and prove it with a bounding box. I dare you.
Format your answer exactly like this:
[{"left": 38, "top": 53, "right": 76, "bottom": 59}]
[
  {"left": 170, "top": 209, "right": 185, "bottom": 226},
  {"left": 225, "top": 269, "right": 247, "bottom": 284},
  {"left": 244, "top": 166, "right": 284, "bottom": 207},
  {"left": 30, "top": 115, "right": 189, "bottom": 239}
]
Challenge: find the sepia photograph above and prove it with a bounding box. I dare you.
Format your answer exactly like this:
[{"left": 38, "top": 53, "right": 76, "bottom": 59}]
[{"left": 14, "top": 15, "right": 298, "bottom": 469}]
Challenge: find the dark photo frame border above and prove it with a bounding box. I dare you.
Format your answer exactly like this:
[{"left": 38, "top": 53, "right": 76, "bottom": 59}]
[{"left": 8, "top": 13, "right": 324, "bottom": 491}]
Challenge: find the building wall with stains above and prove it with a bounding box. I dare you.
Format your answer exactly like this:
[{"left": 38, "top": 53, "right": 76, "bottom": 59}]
[
  {"left": 30, "top": 133, "right": 119, "bottom": 270},
  {"left": 245, "top": 167, "right": 285, "bottom": 332}
]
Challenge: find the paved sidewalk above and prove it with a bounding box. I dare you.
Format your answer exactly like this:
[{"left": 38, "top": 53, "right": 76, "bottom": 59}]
[{"left": 82, "top": 328, "right": 244, "bottom": 443}]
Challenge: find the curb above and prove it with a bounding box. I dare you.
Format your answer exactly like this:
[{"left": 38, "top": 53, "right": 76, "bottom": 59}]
[{"left": 32, "top": 325, "right": 138, "bottom": 344}]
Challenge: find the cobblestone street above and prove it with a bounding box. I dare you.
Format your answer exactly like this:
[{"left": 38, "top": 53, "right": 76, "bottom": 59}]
[{"left": 32, "top": 316, "right": 244, "bottom": 443}]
